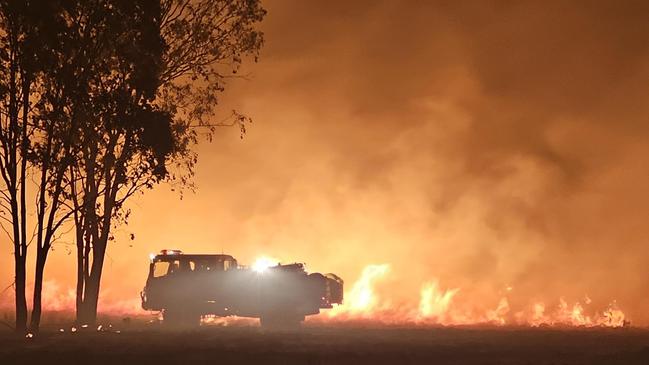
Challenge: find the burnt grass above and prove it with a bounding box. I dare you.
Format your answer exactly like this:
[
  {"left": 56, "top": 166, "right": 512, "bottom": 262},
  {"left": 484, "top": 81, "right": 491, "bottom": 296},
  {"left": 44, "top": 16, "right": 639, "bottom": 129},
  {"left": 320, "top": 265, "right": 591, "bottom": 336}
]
[{"left": 1, "top": 324, "right": 649, "bottom": 364}]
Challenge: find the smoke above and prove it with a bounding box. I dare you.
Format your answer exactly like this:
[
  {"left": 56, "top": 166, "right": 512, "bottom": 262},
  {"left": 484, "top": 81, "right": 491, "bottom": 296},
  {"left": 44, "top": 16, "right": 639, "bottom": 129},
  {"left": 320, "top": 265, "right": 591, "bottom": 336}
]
[
  {"left": 0, "top": 280, "right": 140, "bottom": 316},
  {"left": 1, "top": 0, "right": 649, "bottom": 324}
]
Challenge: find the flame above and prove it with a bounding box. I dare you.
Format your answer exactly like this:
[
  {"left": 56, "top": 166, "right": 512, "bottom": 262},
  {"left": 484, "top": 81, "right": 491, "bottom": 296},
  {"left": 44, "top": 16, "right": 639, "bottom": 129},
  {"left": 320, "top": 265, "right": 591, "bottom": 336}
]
[
  {"left": 328, "top": 264, "right": 390, "bottom": 317},
  {"left": 486, "top": 298, "right": 510, "bottom": 325},
  {"left": 346, "top": 264, "right": 390, "bottom": 312},
  {"left": 418, "top": 281, "right": 459, "bottom": 323},
  {"left": 201, "top": 315, "right": 258, "bottom": 326},
  {"left": 601, "top": 302, "right": 626, "bottom": 327},
  {"left": 318, "top": 264, "right": 628, "bottom": 328},
  {"left": 530, "top": 302, "right": 546, "bottom": 326}
]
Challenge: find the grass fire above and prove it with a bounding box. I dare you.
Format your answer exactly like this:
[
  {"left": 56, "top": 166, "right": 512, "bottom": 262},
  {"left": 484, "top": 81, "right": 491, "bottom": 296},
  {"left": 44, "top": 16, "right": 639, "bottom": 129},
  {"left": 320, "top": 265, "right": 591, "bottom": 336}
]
[{"left": 1, "top": 0, "right": 649, "bottom": 364}]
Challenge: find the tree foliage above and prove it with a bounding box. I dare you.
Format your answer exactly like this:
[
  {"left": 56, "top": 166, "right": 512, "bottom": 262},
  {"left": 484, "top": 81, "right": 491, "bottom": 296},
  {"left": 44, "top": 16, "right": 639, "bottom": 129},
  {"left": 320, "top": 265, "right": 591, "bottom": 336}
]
[{"left": 72, "top": 0, "right": 265, "bottom": 323}]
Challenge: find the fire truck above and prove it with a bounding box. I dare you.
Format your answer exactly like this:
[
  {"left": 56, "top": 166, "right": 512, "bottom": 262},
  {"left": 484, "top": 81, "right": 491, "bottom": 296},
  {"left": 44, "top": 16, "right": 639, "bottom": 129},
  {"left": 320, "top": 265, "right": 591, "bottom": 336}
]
[{"left": 141, "top": 250, "right": 344, "bottom": 327}]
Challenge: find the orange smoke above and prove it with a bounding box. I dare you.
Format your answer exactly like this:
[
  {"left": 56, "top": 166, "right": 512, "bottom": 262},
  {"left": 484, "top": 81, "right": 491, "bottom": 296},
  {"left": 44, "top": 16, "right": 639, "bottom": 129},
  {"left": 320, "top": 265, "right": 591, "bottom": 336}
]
[{"left": 0, "top": 280, "right": 141, "bottom": 318}]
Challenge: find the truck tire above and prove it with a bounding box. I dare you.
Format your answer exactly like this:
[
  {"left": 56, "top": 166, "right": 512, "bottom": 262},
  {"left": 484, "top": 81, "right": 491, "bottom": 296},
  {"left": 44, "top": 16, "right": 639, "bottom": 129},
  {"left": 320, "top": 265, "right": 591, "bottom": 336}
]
[
  {"left": 260, "top": 311, "right": 304, "bottom": 329},
  {"left": 163, "top": 308, "right": 201, "bottom": 327}
]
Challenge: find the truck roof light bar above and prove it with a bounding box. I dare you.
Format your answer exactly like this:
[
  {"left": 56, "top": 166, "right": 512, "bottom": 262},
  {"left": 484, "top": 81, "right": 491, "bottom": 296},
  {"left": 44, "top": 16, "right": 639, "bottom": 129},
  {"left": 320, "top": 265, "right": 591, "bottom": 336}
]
[{"left": 159, "top": 249, "right": 183, "bottom": 255}]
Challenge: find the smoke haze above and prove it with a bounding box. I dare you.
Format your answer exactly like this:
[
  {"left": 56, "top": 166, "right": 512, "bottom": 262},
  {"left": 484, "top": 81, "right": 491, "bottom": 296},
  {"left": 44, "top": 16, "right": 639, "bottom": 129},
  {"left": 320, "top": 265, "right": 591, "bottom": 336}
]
[{"left": 2, "top": 0, "right": 649, "bottom": 324}]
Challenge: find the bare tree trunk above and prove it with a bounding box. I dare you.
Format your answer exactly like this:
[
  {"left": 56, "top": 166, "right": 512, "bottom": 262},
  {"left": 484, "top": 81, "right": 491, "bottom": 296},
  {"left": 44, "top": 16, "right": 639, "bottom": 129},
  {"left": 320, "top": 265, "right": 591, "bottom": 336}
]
[
  {"left": 29, "top": 252, "right": 46, "bottom": 330},
  {"left": 7, "top": 44, "right": 26, "bottom": 333},
  {"left": 18, "top": 74, "right": 28, "bottom": 331},
  {"left": 77, "top": 143, "right": 118, "bottom": 325},
  {"left": 12, "top": 192, "right": 26, "bottom": 333},
  {"left": 77, "top": 144, "right": 98, "bottom": 324},
  {"left": 10, "top": 182, "right": 26, "bottom": 334},
  {"left": 79, "top": 244, "right": 107, "bottom": 325},
  {"left": 75, "top": 222, "right": 84, "bottom": 321},
  {"left": 13, "top": 248, "right": 27, "bottom": 333},
  {"left": 30, "top": 166, "right": 66, "bottom": 330},
  {"left": 79, "top": 205, "right": 112, "bottom": 324}
]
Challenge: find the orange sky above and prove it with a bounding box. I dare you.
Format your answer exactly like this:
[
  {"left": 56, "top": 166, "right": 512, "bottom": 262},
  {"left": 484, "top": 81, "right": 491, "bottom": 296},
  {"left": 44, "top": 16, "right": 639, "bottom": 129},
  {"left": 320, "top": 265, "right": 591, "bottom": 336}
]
[{"left": 2, "top": 0, "right": 649, "bottom": 325}]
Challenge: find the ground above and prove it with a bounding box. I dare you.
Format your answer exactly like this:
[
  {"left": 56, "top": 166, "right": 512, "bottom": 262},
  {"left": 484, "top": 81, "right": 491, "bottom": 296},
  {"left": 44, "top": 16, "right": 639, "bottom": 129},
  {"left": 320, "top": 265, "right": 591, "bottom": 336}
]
[{"left": 1, "top": 323, "right": 649, "bottom": 364}]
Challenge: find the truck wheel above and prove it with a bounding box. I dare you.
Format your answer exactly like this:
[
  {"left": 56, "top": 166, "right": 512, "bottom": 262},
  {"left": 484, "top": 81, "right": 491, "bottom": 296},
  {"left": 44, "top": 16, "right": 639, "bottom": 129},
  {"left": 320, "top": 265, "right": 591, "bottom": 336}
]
[
  {"left": 163, "top": 308, "right": 201, "bottom": 327},
  {"left": 260, "top": 312, "right": 304, "bottom": 329}
]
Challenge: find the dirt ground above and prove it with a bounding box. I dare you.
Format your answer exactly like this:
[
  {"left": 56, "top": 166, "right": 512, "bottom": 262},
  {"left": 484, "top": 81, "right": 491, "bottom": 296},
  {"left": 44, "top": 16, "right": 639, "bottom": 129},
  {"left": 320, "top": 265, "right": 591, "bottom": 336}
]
[{"left": 1, "top": 324, "right": 649, "bottom": 365}]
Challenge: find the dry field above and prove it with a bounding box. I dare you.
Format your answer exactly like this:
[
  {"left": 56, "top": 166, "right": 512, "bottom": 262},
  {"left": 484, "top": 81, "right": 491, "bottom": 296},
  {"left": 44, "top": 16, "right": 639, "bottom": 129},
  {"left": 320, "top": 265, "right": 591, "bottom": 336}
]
[{"left": 1, "top": 323, "right": 649, "bottom": 364}]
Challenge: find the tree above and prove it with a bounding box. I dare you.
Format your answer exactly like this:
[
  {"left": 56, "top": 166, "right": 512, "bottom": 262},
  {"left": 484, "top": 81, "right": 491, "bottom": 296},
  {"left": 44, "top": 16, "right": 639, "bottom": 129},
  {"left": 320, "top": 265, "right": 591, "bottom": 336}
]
[
  {"left": 0, "top": 1, "right": 31, "bottom": 333},
  {"left": 0, "top": 1, "right": 86, "bottom": 332},
  {"left": 72, "top": 0, "right": 265, "bottom": 324},
  {"left": 0, "top": 0, "right": 71, "bottom": 333},
  {"left": 70, "top": 0, "right": 169, "bottom": 323},
  {"left": 27, "top": 1, "right": 101, "bottom": 331}
]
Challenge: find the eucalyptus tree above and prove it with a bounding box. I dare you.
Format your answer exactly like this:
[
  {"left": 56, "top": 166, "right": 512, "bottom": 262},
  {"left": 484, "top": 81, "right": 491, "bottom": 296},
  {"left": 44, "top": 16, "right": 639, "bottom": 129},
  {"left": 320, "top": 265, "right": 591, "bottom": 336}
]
[
  {"left": 73, "top": 0, "right": 265, "bottom": 324},
  {"left": 0, "top": 0, "right": 71, "bottom": 333}
]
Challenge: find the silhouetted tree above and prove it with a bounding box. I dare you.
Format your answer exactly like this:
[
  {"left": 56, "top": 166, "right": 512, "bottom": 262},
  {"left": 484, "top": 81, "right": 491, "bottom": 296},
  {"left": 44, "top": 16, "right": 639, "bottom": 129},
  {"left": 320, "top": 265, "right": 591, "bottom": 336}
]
[
  {"left": 0, "top": 0, "right": 74, "bottom": 333},
  {"left": 72, "top": 0, "right": 265, "bottom": 324},
  {"left": 32, "top": 0, "right": 169, "bottom": 325},
  {"left": 0, "top": 1, "right": 31, "bottom": 333},
  {"left": 27, "top": 1, "right": 112, "bottom": 331}
]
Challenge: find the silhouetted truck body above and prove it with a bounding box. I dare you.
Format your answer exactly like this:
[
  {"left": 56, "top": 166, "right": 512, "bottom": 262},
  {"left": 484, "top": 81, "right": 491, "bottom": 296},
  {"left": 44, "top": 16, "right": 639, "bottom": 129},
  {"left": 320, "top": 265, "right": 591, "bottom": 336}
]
[{"left": 141, "top": 250, "right": 343, "bottom": 326}]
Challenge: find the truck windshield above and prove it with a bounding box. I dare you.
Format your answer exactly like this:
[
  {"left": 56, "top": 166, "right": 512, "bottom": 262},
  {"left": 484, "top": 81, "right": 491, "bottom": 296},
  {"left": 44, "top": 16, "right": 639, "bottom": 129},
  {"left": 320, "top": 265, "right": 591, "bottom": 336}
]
[
  {"left": 153, "top": 261, "right": 170, "bottom": 277},
  {"left": 152, "top": 256, "right": 237, "bottom": 277}
]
